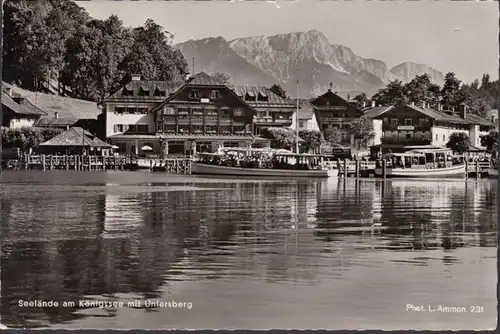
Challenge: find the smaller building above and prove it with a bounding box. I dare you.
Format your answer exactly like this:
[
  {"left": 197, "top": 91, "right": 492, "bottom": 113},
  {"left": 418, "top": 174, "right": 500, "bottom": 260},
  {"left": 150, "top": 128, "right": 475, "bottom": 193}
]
[
  {"left": 233, "top": 86, "right": 296, "bottom": 135},
  {"left": 37, "top": 127, "right": 112, "bottom": 155},
  {"left": 290, "top": 99, "right": 320, "bottom": 131},
  {"left": 1, "top": 90, "right": 46, "bottom": 128}
]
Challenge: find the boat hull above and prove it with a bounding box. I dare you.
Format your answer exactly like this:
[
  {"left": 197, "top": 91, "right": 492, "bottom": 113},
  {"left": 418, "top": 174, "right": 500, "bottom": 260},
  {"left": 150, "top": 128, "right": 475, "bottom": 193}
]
[
  {"left": 375, "top": 164, "right": 466, "bottom": 178},
  {"left": 191, "top": 162, "right": 338, "bottom": 178},
  {"left": 488, "top": 167, "right": 498, "bottom": 179}
]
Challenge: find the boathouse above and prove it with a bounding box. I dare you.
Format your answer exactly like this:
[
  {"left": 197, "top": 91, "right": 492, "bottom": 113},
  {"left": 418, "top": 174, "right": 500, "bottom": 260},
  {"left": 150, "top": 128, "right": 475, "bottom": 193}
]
[{"left": 37, "top": 127, "right": 113, "bottom": 155}]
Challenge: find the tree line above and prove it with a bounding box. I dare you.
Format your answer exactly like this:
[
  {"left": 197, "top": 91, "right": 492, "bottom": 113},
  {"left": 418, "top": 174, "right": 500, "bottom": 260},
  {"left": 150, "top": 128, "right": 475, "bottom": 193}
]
[
  {"left": 352, "top": 73, "right": 497, "bottom": 118},
  {"left": 2, "top": 0, "right": 189, "bottom": 102}
]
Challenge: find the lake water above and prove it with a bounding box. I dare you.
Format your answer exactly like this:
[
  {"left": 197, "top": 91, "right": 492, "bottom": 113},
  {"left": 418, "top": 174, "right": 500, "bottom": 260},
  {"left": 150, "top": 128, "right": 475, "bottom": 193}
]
[{"left": 0, "top": 171, "right": 497, "bottom": 330}]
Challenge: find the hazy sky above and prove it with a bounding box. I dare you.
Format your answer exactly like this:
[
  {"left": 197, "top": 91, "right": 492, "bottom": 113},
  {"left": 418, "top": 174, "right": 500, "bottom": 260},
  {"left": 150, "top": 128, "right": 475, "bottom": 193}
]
[{"left": 77, "top": 0, "right": 498, "bottom": 83}]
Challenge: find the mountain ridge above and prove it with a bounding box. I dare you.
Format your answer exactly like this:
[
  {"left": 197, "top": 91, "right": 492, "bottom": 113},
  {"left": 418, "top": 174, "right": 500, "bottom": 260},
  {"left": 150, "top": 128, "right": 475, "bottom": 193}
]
[{"left": 174, "top": 30, "right": 445, "bottom": 98}]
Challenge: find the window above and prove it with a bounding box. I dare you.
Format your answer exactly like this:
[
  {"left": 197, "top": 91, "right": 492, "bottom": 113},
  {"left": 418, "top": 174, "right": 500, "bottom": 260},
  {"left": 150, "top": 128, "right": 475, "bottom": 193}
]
[
  {"left": 154, "top": 88, "right": 166, "bottom": 97},
  {"left": 192, "top": 125, "right": 203, "bottom": 134},
  {"left": 233, "top": 125, "right": 245, "bottom": 134},
  {"left": 299, "top": 120, "right": 305, "bottom": 128},
  {"left": 383, "top": 117, "right": 388, "bottom": 124},
  {"left": 391, "top": 118, "right": 398, "bottom": 125},
  {"left": 435, "top": 134, "right": 438, "bottom": 141},
  {"left": 220, "top": 126, "right": 231, "bottom": 134},
  {"left": 164, "top": 107, "right": 175, "bottom": 115},
  {"left": 164, "top": 124, "right": 176, "bottom": 133},
  {"left": 178, "top": 125, "right": 189, "bottom": 133},
  {"left": 178, "top": 107, "right": 189, "bottom": 119},
  {"left": 189, "top": 90, "right": 200, "bottom": 99},
  {"left": 224, "top": 142, "right": 239, "bottom": 147},
  {"left": 405, "top": 133, "right": 411, "bottom": 140},
  {"left": 210, "top": 90, "right": 221, "bottom": 99},
  {"left": 192, "top": 108, "right": 204, "bottom": 116},
  {"left": 234, "top": 108, "right": 243, "bottom": 117},
  {"left": 115, "top": 107, "right": 125, "bottom": 114},
  {"left": 137, "top": 124, "right": 148, "bottom": 133},
  {"left": 137, "top": 88, "right": 149, "bottom": 96},
  {"left": 122, "top": 88, "right": 133, "bottom": 96},
  {"left": 322, "top": 124, "right": 329, "bottom": 130},
  {"left": 114, "top": 124, "right": 124, "bottom": 132},
  {"left": 419, "top": 118, "right": 427, "bottom": 126},
  {"left": 206, "top": 125, "right": 217, "bottom": 134},
  {"left": 127, "top": 107, "right": 137, "bottom": 114},
  {"left": 220, "top": 108, "right": 231, "bottom": 118},
  {"left": 442, "top": 134, "right": 445, "bottom": 141},
  {"left": 404, "top": 118, "right": 413, "bottom": 126}
]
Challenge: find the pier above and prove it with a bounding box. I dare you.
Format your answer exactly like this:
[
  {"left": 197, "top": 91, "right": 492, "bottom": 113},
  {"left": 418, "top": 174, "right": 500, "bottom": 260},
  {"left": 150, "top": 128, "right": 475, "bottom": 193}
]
[{"left": 21, "top": 154, "right": 192, "bottom": 174}]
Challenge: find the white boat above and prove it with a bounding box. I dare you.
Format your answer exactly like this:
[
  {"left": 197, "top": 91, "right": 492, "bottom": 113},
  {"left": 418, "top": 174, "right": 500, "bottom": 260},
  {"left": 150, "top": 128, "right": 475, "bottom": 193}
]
[
  {"left": 192, "top": 147, "right": 339, "bottom": 178},
  {"left": 374, "top": 148, "right": 466, "bottom": 179},
  {"left": 192, "top": 162, "right": 338, "bottom": 178},
  {"left": 375, "top": 164, "right": 466, "bottom": 178}
]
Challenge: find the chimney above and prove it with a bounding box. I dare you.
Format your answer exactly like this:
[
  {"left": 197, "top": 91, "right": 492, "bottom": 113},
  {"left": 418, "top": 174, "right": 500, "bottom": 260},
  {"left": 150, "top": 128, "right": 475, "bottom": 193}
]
[
  {"left": 362, "top": 101, "right": 366, "bottom": 108},
  {"left": 54, "top": 112, "right": 59, "bottom": 119},
  {"left": 371, "top": 100, "right": 376, "bottom": 108},
  {"left": 491, "top": 116, "right": 495, "bottom": 123},
  {"left": 459, "top": 104, "right": 467, "bottom": 119},
  {"left": 437, "top": 103, "right": 441, "bottom": 111},
  {"left": 131, "top": 74, "right": 141, "bottom": 81},
  {"left": 328, "top": 82, "right": 333, "bottom": 91},
  {"left": 411, "top": 102, "right": 415, "bottom": 106},
  {"left": 185, "top": 74, "right": 191, "bottom": 81}
]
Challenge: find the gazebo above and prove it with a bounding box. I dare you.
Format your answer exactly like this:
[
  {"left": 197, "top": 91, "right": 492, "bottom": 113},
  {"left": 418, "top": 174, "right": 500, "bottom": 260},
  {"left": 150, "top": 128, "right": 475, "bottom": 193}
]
[{"left": 37, "top": 127, "right": 113, "bottom": 156}]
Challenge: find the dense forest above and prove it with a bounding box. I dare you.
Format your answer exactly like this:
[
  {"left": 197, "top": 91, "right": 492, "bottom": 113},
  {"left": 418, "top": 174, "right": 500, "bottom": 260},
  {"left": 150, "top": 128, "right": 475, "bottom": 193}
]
[{"left": 2, "top": 0, "right": 188, "bottom": 102}]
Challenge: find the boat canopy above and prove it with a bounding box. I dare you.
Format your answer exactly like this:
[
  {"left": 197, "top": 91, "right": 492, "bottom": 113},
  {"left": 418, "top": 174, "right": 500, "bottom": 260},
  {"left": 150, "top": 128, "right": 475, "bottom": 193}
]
[{"left": 382, "top": 152, "right": 425, "bottom": 158}]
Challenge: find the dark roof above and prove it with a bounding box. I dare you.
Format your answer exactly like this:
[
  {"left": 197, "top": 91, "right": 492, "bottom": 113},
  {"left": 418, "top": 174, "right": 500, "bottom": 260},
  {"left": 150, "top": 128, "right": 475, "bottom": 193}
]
[
  {"left": 39, "top": 127, "right": 112, "bottom": 148},
  {"left": 107, "top": 134, "right": 161, "bottom": 140},
  {"left": 361, "top": 106, "right": 394, "bottom": 118},
  {"left": 291, "top": 99, "right": 315, "bottom": 119},
  {"left": 186, "top": 72, "right": 225, "bottom": 86},
  {"left": 363, "top": 104, "right": 494, "bottom": 127},
  {"left": 1, "top": 92, "right": 44, "bottom": 116},
  {"left": 233, "top": 86, "right": 295, "bottom": 108},
  {"left": 103, "top": 80, "right": 182, "bottom": 102},
  {"left": 2, "top": 81, "right": 98, "bottom": 119},
  {"left": 150, "top": 72, "right": 258, "bottom": 115},
  {"left": 34, "top": 117, "right": 78, "bottom": 127}
]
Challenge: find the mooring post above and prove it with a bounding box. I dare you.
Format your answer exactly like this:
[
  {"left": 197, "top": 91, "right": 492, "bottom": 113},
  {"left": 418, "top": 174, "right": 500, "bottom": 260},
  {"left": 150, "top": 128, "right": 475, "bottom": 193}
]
[
  {"left": 382, "top": 159, "right": 387, "bottom": 179},
  {"left": 465, "top": 159, "right": 469, "bottom": 179},
  {"left": 355, "top": 159, "right": 360, "bottom": 178},
  {"left": 343, "top": 159, "right": 348, "bottom": 177},
  {"left": 475, "top": 160, "right": 480, "bottom": 180}
]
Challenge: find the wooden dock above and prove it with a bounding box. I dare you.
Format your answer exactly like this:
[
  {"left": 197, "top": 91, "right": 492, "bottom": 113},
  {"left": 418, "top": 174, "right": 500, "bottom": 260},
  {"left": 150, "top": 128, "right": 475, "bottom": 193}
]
[
  {"left": 328, "top": 160, "right": 377, "bottom": 178},
  {"left": 21, "top": 154, "right": 192, "bottom": 174}
]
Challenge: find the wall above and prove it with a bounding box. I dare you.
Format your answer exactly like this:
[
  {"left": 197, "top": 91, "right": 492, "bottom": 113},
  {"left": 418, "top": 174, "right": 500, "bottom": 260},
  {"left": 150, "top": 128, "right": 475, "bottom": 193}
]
[
  {"left": 9, "top": 118, "right": 36, "bottom": 128},
  {"left": 372, "top": 119, "right": 382, "bottom": 146},
  {"left": 104, "top": 102, "right": 157, "bottom": 137},
  {"left": 431, "top": 126, "right": 469, "bottom": 147}
]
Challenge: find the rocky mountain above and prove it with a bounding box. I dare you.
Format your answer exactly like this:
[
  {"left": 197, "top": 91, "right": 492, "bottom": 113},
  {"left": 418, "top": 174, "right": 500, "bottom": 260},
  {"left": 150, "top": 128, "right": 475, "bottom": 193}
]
[
  {"left": 174, "top": 30, "right": 444, "bottom": 98},
  {"left": 390, "top": 62, "right": 445, "bottom": 84}
]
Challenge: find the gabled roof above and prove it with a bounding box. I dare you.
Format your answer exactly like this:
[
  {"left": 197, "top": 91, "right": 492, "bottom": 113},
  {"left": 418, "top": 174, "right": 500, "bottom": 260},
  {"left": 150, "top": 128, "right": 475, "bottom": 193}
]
[
  {"left": 150, "top": 72, "right": 258, "bottom": 115},
  {"left": 39, "top": 127, "right": 112, "bottom": 148},
  {"left": 233, "top": 86, "right": 294, "bottom": 108},
  {"left": 363, "top": 103, "right": 495, "bottom": 127},
  {"left": 103, "top": 80, "right": 183, "bottom": 103},
  {"left": 1, "top": 92, "right": 44, "bottom": 116},
  {"left": 34, "top": 117, "right": 78, "bottom": 127},
  {"left": 361, "top": 106, "right": 393, "bottom": 118},
  {"left": 186, "top": 72, "right": 225, "bottom": 86}
]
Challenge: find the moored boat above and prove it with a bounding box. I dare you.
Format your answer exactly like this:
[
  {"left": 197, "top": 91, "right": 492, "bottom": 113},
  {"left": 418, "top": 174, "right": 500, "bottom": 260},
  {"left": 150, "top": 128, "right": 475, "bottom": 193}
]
[
  {"left": 375, "top": 148, "right": 466, "bottom": 179},
  {"left": 192, "top": 147, "right": 339, "bottom": 178}
]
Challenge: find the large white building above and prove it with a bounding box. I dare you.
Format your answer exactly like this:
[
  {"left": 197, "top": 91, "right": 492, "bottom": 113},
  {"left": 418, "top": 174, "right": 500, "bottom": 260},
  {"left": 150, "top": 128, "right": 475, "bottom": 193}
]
[{"left": 362, "top": 103, "right": 495, "bottom": 155}]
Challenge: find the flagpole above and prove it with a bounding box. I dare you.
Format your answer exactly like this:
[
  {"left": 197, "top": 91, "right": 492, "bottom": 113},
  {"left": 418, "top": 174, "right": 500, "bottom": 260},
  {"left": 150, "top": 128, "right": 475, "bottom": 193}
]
[{"left": 296, "top": 80, "right": 300, "bottom": 154}]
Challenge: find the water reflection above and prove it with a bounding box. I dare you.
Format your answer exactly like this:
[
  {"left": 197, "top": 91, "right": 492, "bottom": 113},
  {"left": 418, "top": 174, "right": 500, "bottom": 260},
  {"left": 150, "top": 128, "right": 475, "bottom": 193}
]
[{"left": 0, "top": 172, "right": 497, "bottom": 329}]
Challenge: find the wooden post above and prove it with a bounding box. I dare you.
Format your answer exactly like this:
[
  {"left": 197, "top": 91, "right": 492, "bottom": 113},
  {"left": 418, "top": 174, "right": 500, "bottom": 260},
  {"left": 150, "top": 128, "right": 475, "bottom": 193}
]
[
  {"left": 382, "top": 159, "right": 387, "bottom": 179},
  {"left": 114, "top": 156, "right": 118, "bottom": 170},
  {"left": 475, "top": 160, "right": 480, "bottom": 179},
  {"left": 25, "top": 154, "right": 29, "bottom": 170},
  {"left": 465, "top": 160, "right": 469, "bottom": 179},
  {"left": 42, "top": 155, "right": 46, "bottom": 171},
  {"left": 355, "top": 159, "right": 360, "bottom": 178},
  {"left": 65, "top": 155, "right": 69, "bottom": 170},
  {"left": 343, "top": 159, "right": 348, "bottom": 177}
]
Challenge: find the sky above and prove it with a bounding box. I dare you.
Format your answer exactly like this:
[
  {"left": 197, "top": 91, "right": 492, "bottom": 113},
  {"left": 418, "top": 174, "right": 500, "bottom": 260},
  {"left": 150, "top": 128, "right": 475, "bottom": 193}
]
[{"left": 77, "top": 0, "right": 498, "bottom": 83}]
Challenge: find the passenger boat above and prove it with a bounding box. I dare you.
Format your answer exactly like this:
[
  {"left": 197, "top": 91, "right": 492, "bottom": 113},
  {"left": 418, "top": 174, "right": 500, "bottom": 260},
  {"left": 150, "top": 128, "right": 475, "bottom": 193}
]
[
  {"left": 192, "top": 147, "right": 339, "bottom": 178},
  {"left": 374, "top": 148, "right": 466, "bottom": 178}
]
